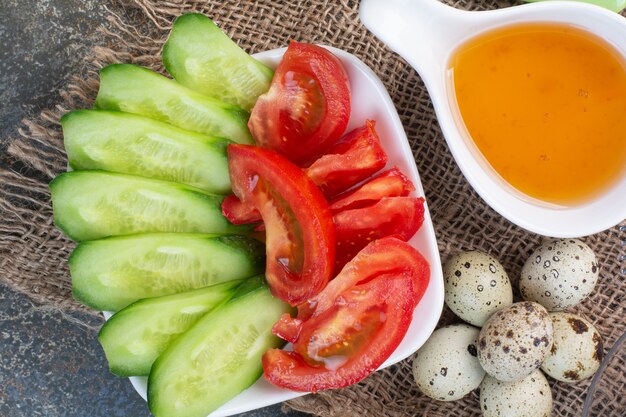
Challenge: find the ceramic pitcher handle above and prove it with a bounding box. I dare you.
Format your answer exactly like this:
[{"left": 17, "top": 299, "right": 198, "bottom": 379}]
[{"left": 359, "top": 0, "right": 465, "bottom": 81}]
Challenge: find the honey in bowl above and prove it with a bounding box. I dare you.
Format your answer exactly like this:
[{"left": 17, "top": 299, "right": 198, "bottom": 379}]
[{"left": 449, "top": 23, "right": 626, "bottom": 205}]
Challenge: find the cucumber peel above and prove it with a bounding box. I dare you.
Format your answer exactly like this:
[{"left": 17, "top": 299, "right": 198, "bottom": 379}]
[
  {"left": 98, "top": 280, "right": 243, "bottom": 376},
  {"left": 164, "top": 13, "right": 273, "bottom": 111},
  {"left": 62, "top": 109, "right": 232, "bottom": 194},
  {"left": 69, "top": 233, "right": 264, "bottom": 311},
  {"left": 148, "top": 277, "right": 291, "bottom": 417},
  {"left": 95, "top": 64, "right": 253, "bottom": 144},
  {"left": 50, "top": 171, "right": 246, "bottom": 241}
]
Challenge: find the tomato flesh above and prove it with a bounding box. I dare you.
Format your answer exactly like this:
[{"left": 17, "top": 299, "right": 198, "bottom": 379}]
[
  {"left": 220, "top": 143, "right": 398, "bottom": 227},
  {"left": 264, "top": 275, "right": 412, "bottom": 392},
  {"left": 300, "top": 237, "right": 430, "bottom": 319},
  {"left": 227, "top": 144, "right": 335, "bottom": 305},
  {"left": 333, "top": 196, "right": 425, "bottom": 271},
  {"left": 272, "top": 313, "right": 302, "bottom": 344},
  {"left": 305, "top": 120, "right": 387, "bottom": 198},
  {"left": 221, "top": 128, "right": 397, "bottom": 226},
  {"left": 221, "top": 194, "right": 262, "bottom": 225},
  {"left": 263, "top": 237, "right": 430, "bottom": 392},
  {"left": 329, "top": 167, "right": 414, "bottom": 212},
  {"left": 248, "top": 41, "right": 351, "bottom": 165}
]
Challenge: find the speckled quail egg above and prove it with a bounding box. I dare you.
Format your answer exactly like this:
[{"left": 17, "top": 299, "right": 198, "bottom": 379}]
[
  {"left": 443, "top": 251, "right": 513, "bottom": 326},
  {"left": 541, "top": 312, "right": 603, "bottom": 382},
  {"left": 480, "top": 369, "right": 553, "bottom": 417},
  {"left": 520, "top": 239, "right": 599, "bottom": 311},
  {"left": 412, "top": 324, "right": 485, "bottom": 401},
  {"left": 478, "top": 301, "right": 553, "bottom": 382}
]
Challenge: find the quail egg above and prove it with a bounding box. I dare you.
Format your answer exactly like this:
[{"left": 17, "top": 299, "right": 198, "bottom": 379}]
[
  {"left": 444, "top": 251, "right": 513, "bottom": 326},
  {"left": 478, "top": 301, "right": 553, "bottom": 382},
  {"left": 520, "top": 239, "right": 599, "bottom": 311},
  {"left": 480, "top": 369, "right": 553, "bottom": 417},
  {"left": 541, "top": 312, "right": 603, "bottom": 382},
  {"left": 412, "top": 324, "right": 485, "bottom": 401}
]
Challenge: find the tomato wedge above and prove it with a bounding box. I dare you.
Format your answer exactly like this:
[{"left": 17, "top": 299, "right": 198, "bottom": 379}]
[
  {"left": 222, "top": 164, "right": 424, "bottom": 271},
  {"left": 221, "top": 194, "right": 262, "bottom": 225},
  {"left": 328, "top": 167, "right": 414, "bottom": 213},
  {"left": 264, "top": 238, "right": 430, "bottom": 392},
  {"left": 221, "top": 136, "right": 395, "bottom": 225},
  {"left": 221, "top": 162, "right": 406, "bottom": 226},
  {"left": 333, "top": 197, "right": 425, "bottom": 271},
  {"left": 248, "top": 41, "right": 351, "bottom": 165},
  {"left": 305, "top": 120, "right": 387, "bottom": 198},
  {"left": 299, "top": 237, "right": 430, "bottom": 319},
  {"left": 227, "top": 144, "right": 335, "bottom": 305}
]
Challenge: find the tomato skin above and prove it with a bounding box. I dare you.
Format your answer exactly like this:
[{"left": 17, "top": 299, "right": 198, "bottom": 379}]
[
  {"left": 227, "top": 144, "right": 335, "bottom": 306},
  {"left": 305, "top": 120, "right": 387, "bottom": 198},
  {"left": 264, "top": 275, "right": 412, "bottom": 392},
  {"left": 329, "top": 167, "right": 415, "bottom": 213},
  {"left": 220, "top": 127, "right": 397, "bottom": 226},
  {"left": 263, "top": 237, "right": 430, "bottom": 392},
  {"left": 221, "top": 194, "right": 262, "bottom": 225},
  {"left": 333, "top": 197, "right": 425, "bottom": 271},
  {"left": 300, "top": 237, "right": 430, "bottom": 319},
  {"left": 272, "top": 313, "right": 303, "bottom": 344},
  {"left": 220, "top": 163, "right": 409, "bottom": 226},
  {"left": 248, "top": 41, "right": 351, "bottom": 165}
]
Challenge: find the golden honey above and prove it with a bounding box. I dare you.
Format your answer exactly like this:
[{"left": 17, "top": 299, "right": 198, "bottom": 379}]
[{"left": 449, "top": 24, "right": 626, "bottom": 205}]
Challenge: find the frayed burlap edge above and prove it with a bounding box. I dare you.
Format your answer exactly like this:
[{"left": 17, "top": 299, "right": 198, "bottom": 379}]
[{"left": 1, "top": 1, "right": 624, "bottom": 416}]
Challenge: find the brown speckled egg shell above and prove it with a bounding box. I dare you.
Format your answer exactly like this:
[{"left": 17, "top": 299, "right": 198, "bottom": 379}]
[
  {"left": 541, "top": 312, "right": 603, "bottom": 382},
  {"left": 480, "top": 369, "right": 553, "bottom": 417},
  {"left": 444, "top": 251, "right": 513, "bottom": 327},
  {"left": 519, "top": 239, "right": 599, "bottom": 311},
  {"left": 478, "top": 301, "right": 554, "bottom": 382},
  {"left": 412, "top": 324, "right": 486, "bottom": 401}
]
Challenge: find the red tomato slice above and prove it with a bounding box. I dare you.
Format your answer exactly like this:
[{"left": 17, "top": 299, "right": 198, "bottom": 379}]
[
  {"left": 221, "top": 194, "right": 262, "bottom": 225},
  {"left": 264, "top": 276, "right": 412, "bottom": 392},
  {"left": 298, "top": 237, "right": 430, "bottom": 320},
  {"left": 333, "top": 197, "right": 425, "bottom": 271},
  {"left": 248, "top": 41, "right": 351, "bottom": 165},
  {"left": 328, "top": 167, "right": 415, "bottom": 213},
  {"left": 220, "top": 130, "right": 393, "bottom": 225},
  {"left": 263, "top": 237, "right": 430, "bottom": 392},
  {"left": 272, "top": 313, "right": 303, "bottom": 344},
  {"left": 305, "top": 120, "right": 387, "bottom": 198},
  {"left": 227, "top": 144, "right": 335, "bottom": 306},
  {"left": 221, "top": 162, "right": 407, "bottom": 225}
]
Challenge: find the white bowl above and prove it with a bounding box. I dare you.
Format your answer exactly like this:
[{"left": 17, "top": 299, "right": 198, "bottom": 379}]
[
  {"left": 360, "top": 0, "right": 626, "bottom": 237},
  {"left": 105, "top": 46, "right": 444, "bottom": 416}
]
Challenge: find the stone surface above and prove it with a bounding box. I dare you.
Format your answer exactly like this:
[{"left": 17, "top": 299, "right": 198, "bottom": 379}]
[
  {"left": 0, "top": 0, "right": 107, "bottom": 149},
  {"left": 0, "top": 1, "right": 308, "bottom": 416},
  {"left": 0, "top": 283, "right": 151, "bottom": 417}
]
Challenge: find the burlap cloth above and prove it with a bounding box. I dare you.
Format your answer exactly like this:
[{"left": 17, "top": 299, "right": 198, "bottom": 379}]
[{"left": 1, "top": 0, "right": 624, "bottom": 415}]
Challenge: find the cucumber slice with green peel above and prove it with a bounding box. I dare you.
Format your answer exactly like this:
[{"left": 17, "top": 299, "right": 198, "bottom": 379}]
[
  {"left": 98, "top": 280, "right": 243, "bottom": 377},
  {"left": 94, "top": 64, "right": 253, "bottom": 144},
  {"left": 50, "top": 171, "right": 245, "bottom": 241},
  {"left": 70, "top": 233, "right": 264, "bottom": 311},
  {"left": 163, "top": 13, "right": 273, "bottom": 111},
  {"left": 148, "top": 277, "right": 291, "bottom": 417},
  {"left": 62, "top": 110, "right": 232, "bottom": 194}
]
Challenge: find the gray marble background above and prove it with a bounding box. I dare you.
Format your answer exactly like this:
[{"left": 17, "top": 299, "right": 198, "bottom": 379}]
[{"left": 0, "top": 1, "right": 309, "bottom": 416}]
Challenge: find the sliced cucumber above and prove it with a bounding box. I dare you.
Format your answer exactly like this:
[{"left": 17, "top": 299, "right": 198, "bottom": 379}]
[
  {"left": 163, "top": 13, "right": 273, "bottom": 111},
  {"left": 50, "top": 171, "right": 245, "bottom": 241},
  {"left": 98, "top": 280, "right": 242, "bottom": 376},
  {"left": 94, "top": 64, "right": 253, "bottom": 144},
  {"left": 62, "top": 110, "right": 231, "bottom": 194},
  {"left": 148, "top": 277, "right": 291, "bottom": 417},
  {"left": 70, "top": 233, "right": 264, "bottom": 311}
]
